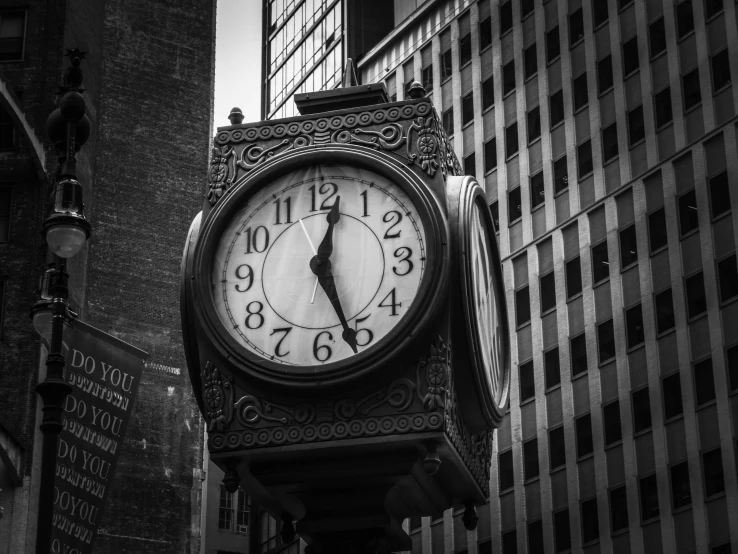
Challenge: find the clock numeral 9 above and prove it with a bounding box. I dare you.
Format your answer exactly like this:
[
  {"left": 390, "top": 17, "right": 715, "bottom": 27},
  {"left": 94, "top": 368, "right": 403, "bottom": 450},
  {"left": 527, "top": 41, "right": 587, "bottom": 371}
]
[
  {"left": 234, "top": 264, "right": 254, "bottom": 292},
  {"left": 245, "top": 301, "right": 264, "bottom": 329},
  {"left": 273, "top": 197, "right": 292, "bottom": 225},
  {"left": 308, "top": 182, "right": 338, "bottom": 212},
  {"left": 313, "top": 331, "right": 333, "bottom": 362},
  {"left": 392, "top": 247, "right": 413, "bottom": 276},
  {"left": 378, "top": 288, "right": 401, "bottom": 316},
  {"left": 354, "top": 314, "right": 374, "bottom": 347},
  {"left": 244, "top": 225, "right": 269, "bottom": 254},
  {"left": 383, "top": 211, "right": 402, "bottom": 239}
]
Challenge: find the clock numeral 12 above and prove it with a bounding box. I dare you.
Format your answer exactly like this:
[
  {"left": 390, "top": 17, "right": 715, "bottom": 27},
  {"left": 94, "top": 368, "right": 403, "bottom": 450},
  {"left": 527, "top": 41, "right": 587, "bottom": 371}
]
[
  {"left": 273, "top": 197, "right": 292, "bottom": 225},
  {"left": 378, "top": 288, "right": 401, "bottom": 316},
  {"left": 244, "top": 225, "right": 269, "bottom": 254},
  {"left": 308, "top": 182, "right": 338, "bottom": 212}
]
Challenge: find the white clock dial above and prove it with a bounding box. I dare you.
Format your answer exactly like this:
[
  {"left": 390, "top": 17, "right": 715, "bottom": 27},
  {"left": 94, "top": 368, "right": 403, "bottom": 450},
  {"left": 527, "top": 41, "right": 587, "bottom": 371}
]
[{"left": 210, "top": 164, "right": 427, "bottom": 367}]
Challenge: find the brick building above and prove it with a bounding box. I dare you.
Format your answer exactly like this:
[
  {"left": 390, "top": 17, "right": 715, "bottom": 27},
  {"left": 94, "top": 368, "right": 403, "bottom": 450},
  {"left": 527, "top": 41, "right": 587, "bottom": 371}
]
[
  {"left": 246, "top": 0, "right": 738, "bottom": 552},
  {"left": 0, "top": 1, "right": 215, "bottom": 552}
]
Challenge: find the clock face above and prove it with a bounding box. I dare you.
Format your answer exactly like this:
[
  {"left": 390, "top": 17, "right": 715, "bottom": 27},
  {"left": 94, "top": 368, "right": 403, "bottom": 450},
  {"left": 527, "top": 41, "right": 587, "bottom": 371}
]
[
  {"left": 468, "top": 198, "right": 506, "bottom": 406},
  {"left": 210, "top": 164, "right": 427, "bottom": 367}
]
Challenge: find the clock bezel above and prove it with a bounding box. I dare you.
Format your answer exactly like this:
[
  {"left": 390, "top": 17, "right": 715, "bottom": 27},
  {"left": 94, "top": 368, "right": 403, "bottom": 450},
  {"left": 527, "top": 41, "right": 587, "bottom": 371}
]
[{"left": 192, "top": 146, "right": 449, "bottom": 391}]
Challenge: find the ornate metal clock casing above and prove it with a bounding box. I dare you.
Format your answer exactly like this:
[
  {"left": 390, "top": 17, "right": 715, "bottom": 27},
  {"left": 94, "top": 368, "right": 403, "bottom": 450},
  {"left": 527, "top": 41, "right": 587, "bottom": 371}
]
[{"left": 181, "top": 87, "right": 510, "bottom": 551}]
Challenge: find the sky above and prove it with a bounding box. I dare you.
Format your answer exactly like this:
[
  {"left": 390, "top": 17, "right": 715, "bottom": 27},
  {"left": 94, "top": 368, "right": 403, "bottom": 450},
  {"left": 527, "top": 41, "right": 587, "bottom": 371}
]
[{"left": 214, "top": 1, "right": 263, "bottom": 133}]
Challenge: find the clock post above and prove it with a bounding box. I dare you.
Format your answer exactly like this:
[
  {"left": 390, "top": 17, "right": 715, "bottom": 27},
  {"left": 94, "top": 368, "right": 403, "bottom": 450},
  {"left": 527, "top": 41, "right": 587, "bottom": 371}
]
[{"left": 181, "top": 73, "right": 510, "bottom": 553}]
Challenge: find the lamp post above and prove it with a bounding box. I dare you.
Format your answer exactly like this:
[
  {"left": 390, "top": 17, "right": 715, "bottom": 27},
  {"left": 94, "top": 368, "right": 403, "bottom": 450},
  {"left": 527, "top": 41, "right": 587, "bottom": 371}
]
[{"left": 33, "top": 48, "right": 91, "bottom": 554}]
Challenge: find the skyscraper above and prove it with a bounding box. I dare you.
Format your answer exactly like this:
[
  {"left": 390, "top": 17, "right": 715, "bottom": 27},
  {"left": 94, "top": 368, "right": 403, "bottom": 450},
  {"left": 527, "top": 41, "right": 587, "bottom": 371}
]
[{"left": 254, "top": 0, "right": 738, "bottom": 552}]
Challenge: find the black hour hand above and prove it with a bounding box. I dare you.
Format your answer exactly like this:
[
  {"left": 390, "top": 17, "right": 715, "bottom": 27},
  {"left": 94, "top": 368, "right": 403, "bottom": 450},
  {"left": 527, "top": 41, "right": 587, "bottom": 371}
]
[{"left": 317, "top": 196, "right": 341, "bottom": 259}]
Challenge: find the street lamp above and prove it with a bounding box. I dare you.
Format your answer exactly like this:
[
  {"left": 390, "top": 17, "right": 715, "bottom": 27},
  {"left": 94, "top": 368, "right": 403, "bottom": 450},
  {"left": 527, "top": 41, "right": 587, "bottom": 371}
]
[{"left": 33, "top": 48, "right": 91, "bottom": 554}]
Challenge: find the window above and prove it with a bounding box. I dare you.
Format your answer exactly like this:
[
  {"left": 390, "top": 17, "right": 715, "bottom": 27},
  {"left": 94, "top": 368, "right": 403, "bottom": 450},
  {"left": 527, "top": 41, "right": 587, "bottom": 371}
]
[
  {"left": 460, "top": 30, "right": 472, "bottom": 67},
  {"left": 464, "top": 152, "right": 476, "bottom": 175},
  {"left": 676, "top": 1, "right": 695, "bottom": 39},
  {"left": 516, "top": 284, "right": 530, "bottom": 325},
  {"left": 678, "top": 189, "right": 699, "bottom": 235},
  {"left": 670, "top": 461, "right": 692, "bottom": 509},
  {"left": 524, "top": 438, "right": 539, "bottom": 480},
  {"left": 527, "top": 520, "right": 544, "bottom": 554},
  {"left": 571, "top": 333, "right": 588, "bottom": 376},
  {"left": 478, "top": 540, "right": 492, "bottom": 554},
  {"left": 602, "top": 123, "right": 619, "bottom": 162},
  {"left": 443, "top": 108, "right": 454, "bottom": 136},
  {"left": 484, "top": 138, "right": 497, "bottom": 173},
  {"left": 640, "top": 474, "right": 660, "bottom": 521},
  {"left": 0, "top": 185, "right": 11, "bottom": 241},
  {"left": 598, "top": 55, "right": 613, "bottom": 94},
  {"left": 694, "top": 357, "right": 716, "bottom": 406},
  {"left": 490, "top": 200, "right": 499, "bottom": 232},
  {"left": 509, "top": 186, "right": 522, "bottom": 222},
  {"left": 520, "top": 359, "right": 535, "bottom": 401},
  {"left": 462, "top": 92, "right": 474, "bottom": 125},
  {"left": 540, "top": 269, "right": 555, "bottom": 312},
  {"left": 718, "top": 254, "right": 738, "bottom": 302},
  {"left": 506, "top": 122, "right": 518, "bottom": 158},
  {"left": 628, "top": 105, "right": 645, "bottom": 145},
  {"left": 531, "top": 170, "right": 544, "bottom": 209},
  {"left": 650, "top": 17, "right": 667, "bottom": 58},
  {"left": 649, "top": 207, "right": 668, "bottom": 252},
  {"left": 592, "top": 240, "right": 609, "bottom": 283},
  {"left": 581, "top": 498, "right": 600, "bottom": 544},
  {"left": 578, "top": 139, "right": 593, "bottom": 177},
  {"left": 626, "top": 304, "right": 645, "bottom": 349},
  {"left": 499, "top": 449, "right": 514, "bottom": 491},
  {"left": 654, "top": 87, "right": 673, "bottom": 128},
  {"left": 545, "top": 347, "right": 560, "bottom": 389},
  {"left": 685, "top": 271, "right": 707, "bottom": 319},
  {"left": 553, "top": 156, "right": 568, "bottom": 193},
  {"left": 573, "top": 73, "right": 588, "bottom": 110},
  {"left": 619, "top": 224, "right": 638, "bottom": 268},
  {"left": 598, "top": 319, "right": 615, "bottom": 363},
  {"left": 479, "top": 16, "right": 492, "bottom": 50},
  {"left": 0, "top": 11, "right": 25, "bottom": 61},
  {"left": 521, "top": 0, "right": 534, "bottom": 19},
  {"left": 706, "top": 0, "right": 724, "bottom": 19},
  {"left": 712, "top": 49, "right": 731, "bottom": 92},
  {"left": 524, "top": 44, "right": 537, "bottom": 79},
  {"left": 219, "top": 485, "right": 234, "bottom": 530},
  {"left": 500, "top": 1, "right": 513, "bottom": 35},
  {"left": 527, "top": 106, "right": 541, "bottom": 142},
  {"left": 547, "top": 26, "right": 560, "bottom": 63},
  {"left": 550, "top": 90, "right": 565, "bottom": 127},
  {"left": 727, "top": 345, "right": 737, "bottom": 392},
  {"left": 576, "top": 413, "right": 593, "bottom": 458},
  {"left": 441, "top": 48, "right": 453, "bottom": 80},
  {"left": 609, "top": 486, "right": 629, "bottom": 532},
  {"left": 502, "top": 529, "right": 517, "bottom": 554},
  {"left": 409, "top": 516, "right": 421, "bottom": 532},
  {"left": 422, "top": 64, "right": 433, "bottom": 91},
  {"left": 482, "top": 75, "right": 494, "bottom": 110},
  {"left": 709, "top": 171, "right": 731, "bottom": 218},
  {"left": 622, "top": 37, "right": 640, "bottom": 76},
  {"left": 549, "top": 426, "right": 566, "bottom": 469},
  {"left": 703, "top": 448, "right": 725, "bottom": 497},
  {"left": 663, "top": 372, "right": 684, "bottom": 419},
  {"left": 655, "top": 288, "right": 675, "bottom": 334},
  {"left": 554, "top": 509, "right": 571, "bottom": 552},
  {"left": 603, "top": 401, "right": 622, "bottom": 445},
  {"left": 570, "top": 8, "right": 584, "bottom": 46},
  {"left": 503, "top": 60, "right": 516, "bottom": 95},
  {"left": 619, "top": 0, "right": 634, "bottom": 8},
  {"left": 683, "top": 69, "right": 701, "bottom": 111},
  {"left": 632, "top": 387, "right": 652, "bottom": 433},
  {"left": 0, "top": 106, "right": 15, "bottom": 150},
  {"left": 593, "top": 1, "right": 608, "bottom": 27}
]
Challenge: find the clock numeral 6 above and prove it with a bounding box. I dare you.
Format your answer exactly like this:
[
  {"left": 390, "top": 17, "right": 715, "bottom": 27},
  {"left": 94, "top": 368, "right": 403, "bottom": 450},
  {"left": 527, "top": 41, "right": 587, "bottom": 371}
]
[
  {"left": 235, "top": 264, "right": 254, "bottom": 292},
  {"left": 308, "top": 182, "right": 338, "bottom": 212},
  {"left": 313, "top": 331, "right": 333, "bottom": 362},
  {"left": 245, "top": 301, "right": 264, "bottom": 329},
  {"left": 270, "top": 327, "right": 292, "bottom": 357},
  {"left": 378, "top": 288, "right": 401, "bottom": 316},
  {"left": 244, "top": 225, "right": 269, "bottom": 254},
  {"left": 383, "top": 211, "right": 402, "bottom": 239},
  {"left": 354, "top": 314, "right": 374, "bottom": 347},
  {"left": 392, "top": 247, "right": 413, "bottom": 276}
]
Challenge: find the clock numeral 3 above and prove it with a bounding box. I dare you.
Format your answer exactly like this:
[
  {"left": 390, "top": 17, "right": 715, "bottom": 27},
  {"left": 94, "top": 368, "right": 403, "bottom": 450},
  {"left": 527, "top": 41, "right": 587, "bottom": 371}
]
[
  {"left": 273, "top": 197, "right": 292, "bottom": 225},
  {"left": 270, "top": 327, "right": 292, "bottom": 357},
  {"left": 383, "top": 211, "right": 402, "bottom": 239},
  {"left": 313, "top": 331, "right": 333, "bottom": 362},
  {"left": 392, "top": 247, "right": 413, "bottom": 276},
  {"left": 244, "top": 225, "right": 270, "bottom": 254},
  {"left": 354, "top": 314, "right": 374, "bottom": 347},
  {"left": 234, "top": 264, "right": 254, "bottom": 292},
  {"left": 378, "top": 288, "right": 401, "bottom": 316},
  {"left": 308, "top": 182, "right": 338, "bottom": 212},
  {"left": 245, "top": 301, "right": 265, "bottom": 329}
]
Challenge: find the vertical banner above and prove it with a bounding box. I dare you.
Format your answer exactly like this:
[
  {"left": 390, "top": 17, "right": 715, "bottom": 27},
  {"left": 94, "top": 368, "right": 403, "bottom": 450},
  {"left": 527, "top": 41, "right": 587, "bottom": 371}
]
[{"left": 51, "top": 321, "right": 147, "bottom": 554}]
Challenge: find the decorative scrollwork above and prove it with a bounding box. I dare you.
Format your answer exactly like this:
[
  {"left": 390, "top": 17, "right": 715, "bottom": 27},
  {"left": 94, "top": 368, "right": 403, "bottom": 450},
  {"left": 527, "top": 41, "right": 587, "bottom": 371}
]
[
  {"left": 417, "top": 335, "right": 450, "bottom": 410},
  {"left": 407, "top": 116, "right": 440, "bottom": 177},
  {"left": 334, "top": 378, "right": 416, "bottom": 421},
  {"left": 207, "top": 145, "right": 234, "bottom": 206},
  {"left": 201, "top": 362, "right": 234, "bottom": 432}
]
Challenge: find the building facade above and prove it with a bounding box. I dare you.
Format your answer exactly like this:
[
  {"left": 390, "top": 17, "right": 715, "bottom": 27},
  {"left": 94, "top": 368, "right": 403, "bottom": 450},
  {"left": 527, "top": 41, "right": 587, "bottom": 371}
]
[
  {"left": 0, "top": 1, "right": 215, "bottom": 552},
  {"left": 253, "top": 0, "right": 738, "bottom": 552}
]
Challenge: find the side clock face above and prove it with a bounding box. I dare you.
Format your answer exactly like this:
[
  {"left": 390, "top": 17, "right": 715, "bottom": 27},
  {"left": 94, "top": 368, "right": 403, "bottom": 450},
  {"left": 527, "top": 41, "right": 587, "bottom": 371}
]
[{"left": 210, "top": 164, "right": 427, "bottom": 367}]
